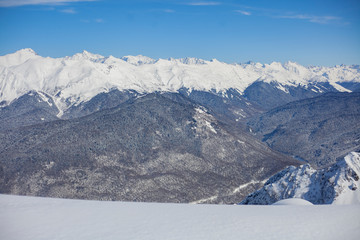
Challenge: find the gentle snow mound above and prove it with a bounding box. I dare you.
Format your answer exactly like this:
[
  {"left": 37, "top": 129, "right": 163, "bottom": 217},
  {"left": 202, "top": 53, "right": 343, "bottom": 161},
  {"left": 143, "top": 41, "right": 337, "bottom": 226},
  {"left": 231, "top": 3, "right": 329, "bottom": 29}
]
[{"left": 273, "top": 198, "right": 314, "bottom": 206}]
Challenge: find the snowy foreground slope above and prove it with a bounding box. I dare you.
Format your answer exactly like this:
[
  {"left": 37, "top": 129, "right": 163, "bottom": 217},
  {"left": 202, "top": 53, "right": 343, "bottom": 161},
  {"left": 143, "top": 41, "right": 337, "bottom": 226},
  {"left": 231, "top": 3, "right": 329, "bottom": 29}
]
[
  {"left": 1, "top": 194, "right": 359, "bottom": 240},
  {"left": 1, "top": 48, "right": 359, "bottom": 113},
  {"left": 241, "top": 152, "right": 360, "bottom": 205}
]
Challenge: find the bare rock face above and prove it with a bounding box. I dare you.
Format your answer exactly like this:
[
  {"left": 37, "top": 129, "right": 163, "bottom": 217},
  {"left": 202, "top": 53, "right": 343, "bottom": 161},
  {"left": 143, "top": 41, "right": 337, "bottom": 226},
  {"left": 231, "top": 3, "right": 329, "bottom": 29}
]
[
  {"left": 0, "top": 92, "right": 298, "bottom": 203},
  {"left": 241, "top": 152, "right": 360, "bottom": 205}
]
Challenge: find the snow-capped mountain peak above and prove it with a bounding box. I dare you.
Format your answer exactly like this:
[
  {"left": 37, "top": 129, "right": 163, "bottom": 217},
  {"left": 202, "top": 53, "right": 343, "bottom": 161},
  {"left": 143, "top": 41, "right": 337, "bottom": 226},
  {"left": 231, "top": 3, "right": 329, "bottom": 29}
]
[
  {"left": 209, "top": 58, "right": 221, "bottom": 63},
  {"left": 178, "top": 57, "right": 206, "bottom": 65},
  {"left": 121, "top": 55, "right": 156, "bottom": 65},
  {"left": 70, "top": 50, "right": 105, "bottom": 62},
  {"left": 0, "top": 48, "right": 39, "bottom": 67},
  {"left": 241, "top": 152, "right": 360, "bottom": 205},
  {"left": 283, "top": 61, "right": 308, "bottom": 74},
  {"left": 17, "top": 48, "right": 36, "bottom": 55},
  {"left": 343, "top": 152, "right": 360, "bottom": 172}
]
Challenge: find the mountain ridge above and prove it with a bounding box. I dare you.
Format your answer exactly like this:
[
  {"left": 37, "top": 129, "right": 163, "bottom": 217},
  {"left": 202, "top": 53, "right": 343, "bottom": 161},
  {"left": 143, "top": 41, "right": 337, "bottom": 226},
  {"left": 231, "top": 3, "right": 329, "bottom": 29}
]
[
  {"left": 240, "top": 152, "right": 360, "bottom": 205},
  {"left": 247, "top": 92, "right": 360, "bottom": 167},
  {"left": 1, "top": 49, "right": 359, "bottom": 115}
]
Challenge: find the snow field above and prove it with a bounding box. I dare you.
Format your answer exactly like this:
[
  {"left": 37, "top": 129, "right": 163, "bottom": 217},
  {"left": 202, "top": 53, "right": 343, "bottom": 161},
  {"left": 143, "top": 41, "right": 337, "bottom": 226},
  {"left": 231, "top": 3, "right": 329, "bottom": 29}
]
[{"left": 1, "top": 194, "right": 359, "bottom": 240}]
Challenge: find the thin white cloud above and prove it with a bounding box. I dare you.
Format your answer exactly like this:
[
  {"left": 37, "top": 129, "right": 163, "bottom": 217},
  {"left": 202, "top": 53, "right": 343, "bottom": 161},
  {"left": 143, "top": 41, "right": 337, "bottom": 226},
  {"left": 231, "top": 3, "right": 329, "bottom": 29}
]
[
  {"left": 186, "top": 2, "right": 221, "bottom": 6},
  {"left": 162, "top": 9, "right": 175, "bottom": 13},
  {"left": 278, "top": 14, "right": 341, "bottom": 24},
  {"left": 0, "top": 0, "right": 97, "bottom": 7},
  {"left": 234, "top": 10, "right": 251, "bottom": 16},
  {"left": 81, "top": 18, "right": 104, "bottom": 23},
  {"left": 60, "top": 7, "right": 76, "bottom": 14},
  {"left": 232, "top": 4, "right": 343, "bottom": 25},
  {"left": 43, "top": 6, "right": 55, "bottom": 10},
  {"left": 149, "top": 8, "right": 175, "bottom": 13}
]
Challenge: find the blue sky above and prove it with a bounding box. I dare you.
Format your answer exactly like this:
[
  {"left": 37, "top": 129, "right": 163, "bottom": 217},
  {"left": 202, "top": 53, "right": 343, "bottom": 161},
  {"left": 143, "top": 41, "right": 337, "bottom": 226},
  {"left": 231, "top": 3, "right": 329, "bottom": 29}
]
[{"left": 0, "top": 0, "right": 359, "bottom": 66}]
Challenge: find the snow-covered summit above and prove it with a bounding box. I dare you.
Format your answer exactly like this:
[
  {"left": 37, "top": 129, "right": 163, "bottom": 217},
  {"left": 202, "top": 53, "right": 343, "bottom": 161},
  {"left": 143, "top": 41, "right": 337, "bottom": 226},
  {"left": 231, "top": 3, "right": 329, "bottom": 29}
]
[
  {"left": 70, "top": 50, "right": 105, "bottom": 62},
  {"left": 241, "top": 152, "right": 360, "bottom": 205},
  {"left": 0, "top": 48, "right": 39, "bottom": 67},
  {"left": 177, "top": 57, "right": 206, "bottom": 65},
  {"left": 0, "top": 49, "right": 359, "bottom": 113},
  {"left": 121, "top": 55, "right": 156, "bottom": 65}
]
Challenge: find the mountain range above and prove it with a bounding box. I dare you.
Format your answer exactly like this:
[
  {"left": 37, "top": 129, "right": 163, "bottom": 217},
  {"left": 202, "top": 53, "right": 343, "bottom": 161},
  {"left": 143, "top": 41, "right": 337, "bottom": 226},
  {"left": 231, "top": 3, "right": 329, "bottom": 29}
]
[
  {"left": 1, "top": 48, "right": 359, "bottom": 116},
  {"left": 0, "top": 49, "right": 359, "bottom": 203}
]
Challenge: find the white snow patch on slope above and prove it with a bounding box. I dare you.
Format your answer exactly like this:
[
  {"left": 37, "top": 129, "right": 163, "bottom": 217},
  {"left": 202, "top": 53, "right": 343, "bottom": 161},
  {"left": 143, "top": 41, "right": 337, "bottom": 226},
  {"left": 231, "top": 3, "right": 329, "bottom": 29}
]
[
  {"left": 190, "top": 195, "right": 218, "bottom": 204},
  {"left": 204, "top": 120, "right": 217, "bottom": 134},
  {"left": 0, "top": 194, "right": 359, "bottom": 240},
  {"left": 233, "top": 180, "right": 266, "bottom": 194},
  {"left": 193, "top": 107, "right": 218, "bottom": 135},
  {"left": 330, "top": 82, "right": 352, "bottom": 92},
  {"left": 36, "top": 91, "right": 53, "bottom": 106}
]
